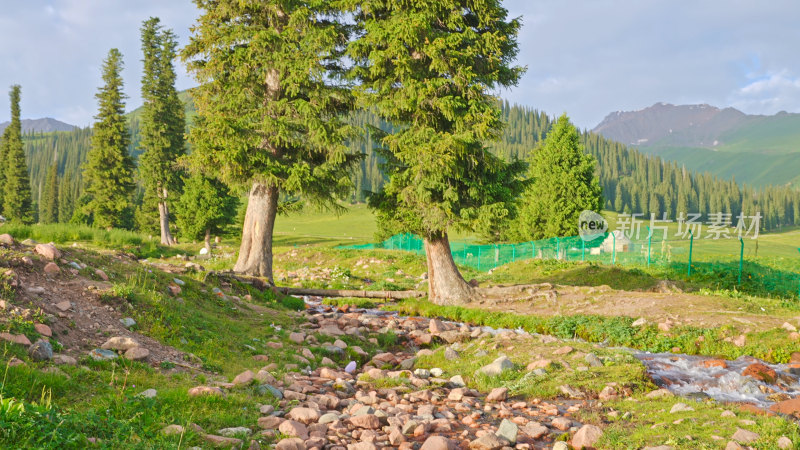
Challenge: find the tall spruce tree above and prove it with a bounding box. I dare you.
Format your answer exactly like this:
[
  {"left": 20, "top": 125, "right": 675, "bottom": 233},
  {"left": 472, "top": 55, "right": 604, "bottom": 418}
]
[
  {"left": 138, "top": 17, "right": 185, "bottom": 245},
  {"left": 175, "top": 173, "right": 238, "bottom": 251},
  {"left": 513, "top": 115, "right": 603, "bottom": 240},
  {"left": 82, "top": 49, "right": 135, "bottom": 229},
  {"left": 40, "top": 163, "right": 59, "bottom": 223},
  {"left": 183, "top": 0, "right": 359, "bottom": 282},
  {"left": 2, "top": 85, "right": 34, "bottom": 223},
  {"left": 58, "top": 172, "right": 76, "bottom": 223},
  {"left": 349, "top": 0, "right": 525, "bottom": 304}
]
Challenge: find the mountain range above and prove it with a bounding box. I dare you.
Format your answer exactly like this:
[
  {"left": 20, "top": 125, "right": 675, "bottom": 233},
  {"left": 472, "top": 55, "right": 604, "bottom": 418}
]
[
  {"left": 593, "top": 103, "right": 800, "bottom": 188},
  {"left": 0, "top": 117, "right": 77, "bottom": 134}
]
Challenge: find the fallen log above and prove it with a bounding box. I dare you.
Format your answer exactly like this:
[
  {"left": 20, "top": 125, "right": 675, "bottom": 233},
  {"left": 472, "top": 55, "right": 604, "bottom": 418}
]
[
  {"left": 208, "top": 271, "right": 425, "bottom": 299},
  {"left": 276, "top": 287, "right": 425, "bottom": 299}
]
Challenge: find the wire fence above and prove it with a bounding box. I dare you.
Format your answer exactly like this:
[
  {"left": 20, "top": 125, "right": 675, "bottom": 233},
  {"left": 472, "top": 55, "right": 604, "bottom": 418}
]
[{"left": 339, "top": 230, "right": 800, "bottom": 299}]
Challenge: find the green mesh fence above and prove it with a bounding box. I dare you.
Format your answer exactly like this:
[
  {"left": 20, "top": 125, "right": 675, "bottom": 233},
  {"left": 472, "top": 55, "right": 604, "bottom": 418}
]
[{"left": 339, "top": 231, "right": 800, "bottom": 299}]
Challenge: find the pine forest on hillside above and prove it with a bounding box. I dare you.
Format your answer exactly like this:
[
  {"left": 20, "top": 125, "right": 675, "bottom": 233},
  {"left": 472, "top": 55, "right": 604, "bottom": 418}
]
[{"left": 17, "top": 99, "right": 800, "bottom": 233}]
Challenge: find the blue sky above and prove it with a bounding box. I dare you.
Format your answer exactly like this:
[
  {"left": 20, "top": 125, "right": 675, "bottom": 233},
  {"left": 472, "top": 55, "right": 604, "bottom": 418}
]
[{"left": 2, "top": 0, "right": 799, "bottom": 129}]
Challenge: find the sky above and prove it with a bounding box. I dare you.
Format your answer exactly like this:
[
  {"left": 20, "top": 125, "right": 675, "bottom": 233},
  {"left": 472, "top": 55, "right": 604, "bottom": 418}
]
[{"left": 2, "top": 0, "right": 800, "bottom": 129}]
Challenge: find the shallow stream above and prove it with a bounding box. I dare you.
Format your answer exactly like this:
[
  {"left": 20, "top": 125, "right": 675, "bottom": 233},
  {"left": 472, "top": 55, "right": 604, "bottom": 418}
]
[{"left": 304, "top": 298, "right": 800, "bottom": 410}]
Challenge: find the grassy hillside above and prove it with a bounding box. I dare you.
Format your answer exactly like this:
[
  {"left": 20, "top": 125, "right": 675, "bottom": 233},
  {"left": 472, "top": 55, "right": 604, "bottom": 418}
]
[{"left": 638, "top": 145, "right": 800, "bottom": 187}]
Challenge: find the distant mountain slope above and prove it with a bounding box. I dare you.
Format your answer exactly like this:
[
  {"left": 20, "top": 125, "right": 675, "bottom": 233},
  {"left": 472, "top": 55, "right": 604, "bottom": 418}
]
[
  {"left": 0, "top": 117, "right": 77, "bottom": 134},
  {"left": 593, "top": 103, "right": 800, "bottom": 187},
  {"left": 593, "top": 103, "right": 800, "bottom": 154}
]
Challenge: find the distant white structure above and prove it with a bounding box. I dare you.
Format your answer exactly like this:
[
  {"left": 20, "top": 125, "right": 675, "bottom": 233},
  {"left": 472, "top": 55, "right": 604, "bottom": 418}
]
[{"left": 601, "top": 230, "right": 630, "bottom": 253}]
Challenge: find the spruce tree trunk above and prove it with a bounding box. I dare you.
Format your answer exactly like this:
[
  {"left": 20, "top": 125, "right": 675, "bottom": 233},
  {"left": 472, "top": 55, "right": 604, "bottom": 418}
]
[
  {"left": 233, "top": 181, "right": 279, "bottom": 283},
  {"left": 204, "top": 228, "right": 211, "bottom": 252},
  {"left": 158, "top": 186, "right": 176, "bottom": 245},
  {"left": 424, "top": 232, "right": 474, "bottom": 305}
]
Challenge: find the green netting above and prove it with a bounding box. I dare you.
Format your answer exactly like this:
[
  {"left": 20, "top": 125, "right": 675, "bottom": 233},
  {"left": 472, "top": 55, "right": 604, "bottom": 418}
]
[{"left": 339, "top": 231, "right": 800, "bottom": 299}]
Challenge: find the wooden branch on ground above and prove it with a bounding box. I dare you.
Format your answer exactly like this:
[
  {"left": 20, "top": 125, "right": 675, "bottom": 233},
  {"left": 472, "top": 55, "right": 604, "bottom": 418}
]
[
  {"left": 275, "top": 287, "right": 425, "bottom": 299},
  {"left": 208, "top": 270, "right": 425, "bottom": 299}
]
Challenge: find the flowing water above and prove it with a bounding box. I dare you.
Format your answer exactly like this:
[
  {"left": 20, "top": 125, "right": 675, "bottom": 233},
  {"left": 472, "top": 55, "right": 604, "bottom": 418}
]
[{"left": 304, "top": 298, "right": 798, "bottom": 409}]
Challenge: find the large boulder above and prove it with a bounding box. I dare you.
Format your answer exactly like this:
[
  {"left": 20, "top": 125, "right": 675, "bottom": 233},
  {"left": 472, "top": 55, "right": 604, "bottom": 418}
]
[{"left": 34, "top": 243, "right": 61, "bottom": 260}]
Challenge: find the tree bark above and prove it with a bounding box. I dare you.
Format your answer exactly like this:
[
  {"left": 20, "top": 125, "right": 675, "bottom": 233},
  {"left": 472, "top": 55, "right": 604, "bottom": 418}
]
[
  {"left": 424, "top": 232, "right": 475, "bottom": 305},
  {"left": 233, "top": 181, "right": 279, "bottom": 282},
  {"left": 158, "top": 186, "right": 176, "bottom": 245},
  {"left": 204, "top": 228, "right": 211, "bottom": 252}
]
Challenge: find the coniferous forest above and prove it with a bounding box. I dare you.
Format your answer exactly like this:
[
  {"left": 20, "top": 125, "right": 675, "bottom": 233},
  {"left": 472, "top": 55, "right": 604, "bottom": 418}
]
[{"left": 17, "top": 98, "right": 800, "bottom": 233}]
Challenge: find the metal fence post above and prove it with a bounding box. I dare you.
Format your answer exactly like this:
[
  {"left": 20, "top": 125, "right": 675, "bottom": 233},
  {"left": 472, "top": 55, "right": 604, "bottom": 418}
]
[
  {"left": 738, "top": 237, "right": 744, "bottom": 286},
  {"left": 582, "top": 240, "right": 585, "bottom": 262},
  {"left": 647, "top": 226, "right": 652, "bottom": 268},
  {"left": 477, "top": 246, "right": 481, "bottom": 271},
  {"left": 688, "top": 230, "right": 694, "bottom": 276},
  {"left": 612, "top": 232, "right": 616, "bottom": 265},
  {"left": 556, "top": 237, "right": 560, "bottom": 260},
  {"left": 512, "top": 244, "right": 516, "bottom": 263}
]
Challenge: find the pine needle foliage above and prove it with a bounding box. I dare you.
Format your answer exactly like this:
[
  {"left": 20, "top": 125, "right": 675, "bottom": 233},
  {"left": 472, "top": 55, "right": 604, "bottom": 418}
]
[
  {"left": 182, "top": 0, "right": 360, "bottom": 203},
  {"left": 137, "top": 17, "right": 186, "bottom": 241},
  {"left": 82, "top": 49, "right": 136, "bottom": 229},
  {"left": 348, "top": 0, "right": 527, "bottom": 240},
  {"left": 512, "top": 114, "right": 603, "bottom": 240},
  {"left": 2, "top": 85, "right": 34, "bottom": 224}
]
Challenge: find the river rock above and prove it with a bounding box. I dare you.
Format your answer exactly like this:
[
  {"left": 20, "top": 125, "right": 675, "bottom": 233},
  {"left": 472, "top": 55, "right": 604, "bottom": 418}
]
[
  {"left": 420, "top": 436, "right": 455, "bottom": 450},
  {"left": 34, "top": 323, "right": 52, "bottom": 337},
  {"left": 521, "top": 421, "right": 549, "bottom": 439},
  {"left": 89, "top": 348, "right": 118, "bottom": 361},
  {"left": 496, "top": 419, "right": 518, "bottom": 444},
  {"left": 278, "top": 420, "right": 308, "bottom": 439},
  {"left": 217, "top": 426, "right": 251, "bottom": 437},
  {"left": 44, "top": 262, "right": 60, "bottom": 274},
  {"left": 233, "top": 370, "right": 255, "bottom": 385},
  {"left": 769, "top": 397, "right": 800, "bottom": 415},
  {"left": 161, "top": 425, "right": 184, "bottom": 435},
  {"left": 731, "top": 428, "right": 759, "bottom": 443},
  {"left": 287, "top": 407, "right": 320, "bottom": 424},
  {"left": 0, "top": 234, "right": 13, "bottom": 245},
  {"left": 469, "top": 433, "right": 503, "bottom": 450},
  {"left": 480, "top": 356, "right": 514, "bottom": 376},
  {"left": 274, "top": 438, "right": 306, "bottom": 450},
  {"left": 585, "top": 353, "right": 603, "bottom": 367},
  {"left": 138, "top": 389, "right": 157, "bottom": 399},
  {"left": 124, "top": 347, "right": 150, "bottom": 361},
  {"left": 572, "top": 424, "right": 603, "bottom": 449},
  {"left": 670, "top": 403, "right": 695, "bottom": 413},
  {"left": 53, "top": 354, "right": 77, "bottom": 365},
  {"left": 444, "top": 347, "right": 460, "bottom": 360},
  {"left": 551, "top": 417, "right": 572, "bottom": 431},
  {"left": 34, "top": 243, "right": 61, "bottom": 260},
  {"left": 742, "top": 363, "right": 776, "bottom": 383},
  {"left": 28, "top": 339, "right": 53, "bottom": 361},
  {"left": 778, "top": 436, "right": 793, "bottom": 449},
  {"left": 101, "top": 336, "right": 140, "bottom": 351},
  {"left": 203, "top": 434, "right": 242, "bottom": 447},
  {"left": 188, "top": 386, "right": 224, "bottom": 397},
  {"left": 486, "top": 387, "right": 508, "bottom": 402}
]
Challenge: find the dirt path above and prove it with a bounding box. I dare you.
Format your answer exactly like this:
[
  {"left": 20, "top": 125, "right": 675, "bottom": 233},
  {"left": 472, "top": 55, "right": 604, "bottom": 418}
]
[{"left": 471, "top": 283, "right": 798, "bottom": 332}]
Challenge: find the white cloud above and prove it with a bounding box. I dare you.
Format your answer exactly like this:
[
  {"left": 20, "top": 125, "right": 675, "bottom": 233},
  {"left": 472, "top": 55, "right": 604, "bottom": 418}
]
[
  {"left": 2, "top": 1, "right": 800, "bottom": 129},
  {"left": 729, "top": 70, "right": 800, "bottom": 114}
]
